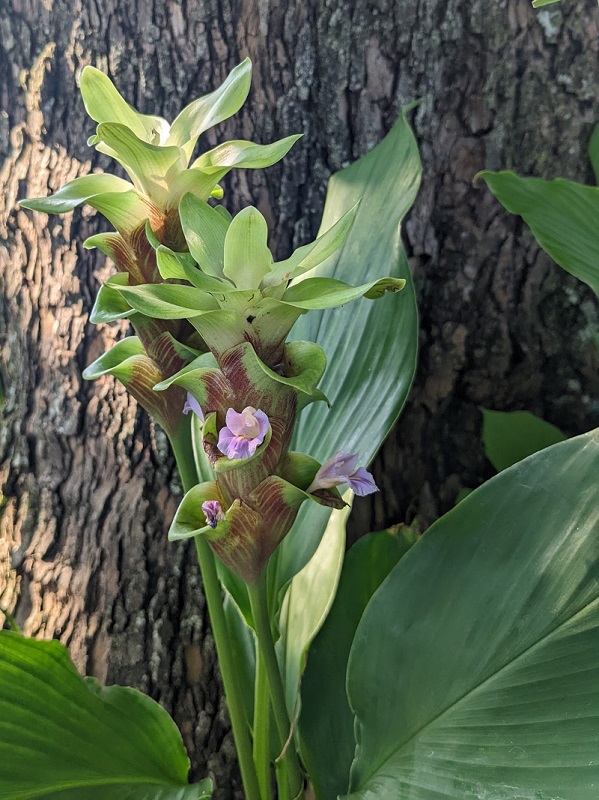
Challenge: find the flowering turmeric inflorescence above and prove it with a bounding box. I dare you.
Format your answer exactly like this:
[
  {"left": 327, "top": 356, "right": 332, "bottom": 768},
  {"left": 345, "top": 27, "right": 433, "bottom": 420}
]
[{"left": 21, "top": 60, "right": 401, "bottom": 583}]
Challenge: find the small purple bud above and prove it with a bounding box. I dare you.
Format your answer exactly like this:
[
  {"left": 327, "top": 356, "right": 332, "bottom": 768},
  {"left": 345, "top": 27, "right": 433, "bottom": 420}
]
[
  {"left": 217, "top": 406, "right": 269, "bottom": 460},
  {"left": 183, "top": 392, "right": 204, "bottom": 421},
  {"left": 307, "top": 451, "right": 378, "bottom": 496},
  {"left": 202, "top": 500, "right": 226, "bottom": 529}
]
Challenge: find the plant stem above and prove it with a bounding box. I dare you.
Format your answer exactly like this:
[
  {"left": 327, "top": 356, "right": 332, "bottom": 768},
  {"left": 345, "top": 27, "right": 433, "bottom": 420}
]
[
  {"left": 171, "top": 429, "right": 261, "bottom": 800},
  {"left": 253, "top": 648, "right": 271, "bottom": 800},
  {"left": 248, "top": 572, "right": 305, "bottom": 800}
]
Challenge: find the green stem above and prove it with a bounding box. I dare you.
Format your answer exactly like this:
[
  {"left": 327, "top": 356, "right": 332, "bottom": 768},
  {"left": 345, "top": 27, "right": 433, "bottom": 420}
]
[
  {"left": 253, "top": 649, "right": 271, "bottom": 800},
  {"left": 171, "top": 429, "right": 261, "bottom": 800},
  {"left": 248, "top": 572, "right": 305, "bottom": 800}
]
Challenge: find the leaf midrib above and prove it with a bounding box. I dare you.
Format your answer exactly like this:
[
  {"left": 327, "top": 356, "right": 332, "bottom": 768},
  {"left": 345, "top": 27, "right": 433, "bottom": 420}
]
[{"left": 358, "top": 592, "right": 599, "bottom": 790}]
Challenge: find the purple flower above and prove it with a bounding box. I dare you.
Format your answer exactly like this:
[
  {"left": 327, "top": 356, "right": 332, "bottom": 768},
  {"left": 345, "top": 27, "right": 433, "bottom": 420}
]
[
  {"left": 183, "top": 392, "right": 204, "bottom": 421},
  {"left": 307, "top": 451, "right": 378, "bottom": 497},
  {"left": 217, "top": 406, "right": 269, "bottom": 460},
  {"left": 202, "top": 500, "right": 226, "bottom": 529}
]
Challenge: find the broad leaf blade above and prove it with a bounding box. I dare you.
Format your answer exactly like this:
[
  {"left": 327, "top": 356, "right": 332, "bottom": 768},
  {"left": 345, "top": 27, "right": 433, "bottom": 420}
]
[
  {"left": 0, "top": 632, "right": 212, "bottom": 799},
  {"left": 277, "top": 496, "right": 349, "bottom": 719},
  {"left": 271, "top": 109, "right": 421, "bottom": 595},
  {"left": 299, "top": 527, "right": 416, "bottom": 800},
  {"left": 589, "top": 122, "right": 599, "bottom": 185},
  {"left": 344, "top": 429, "right": 599, "bottom": 800},
  {"left": 481, "top": 407, "right": 566, "bottom": 471},
  {"left": 478, "top": 171, "right": 599, "bottom": 296}
]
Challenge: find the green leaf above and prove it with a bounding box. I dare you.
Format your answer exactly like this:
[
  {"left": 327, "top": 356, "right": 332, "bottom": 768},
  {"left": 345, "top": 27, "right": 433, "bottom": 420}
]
[
  {"left": 168, "top": 59, "right": 252, "bottom": 162},
  {"left": 80, "top": 66, "right": 170, "bottom": 144},
  {"left": 281, "top": 276, "right": 404, "bottom": 309},
  {"left": 89, "top": 274, "right": 135, "bottom": 324},
  {"left": 116, "top": 283, "right": 219, "bottom": 319},
  {"left": 478, "top": 170, "right": 599, "bottom": 296},
  {"left": 481, "top": 407, "right": 566, "bottom": 472},
  {"left": 299, "top": 527, "right": 417, "bottom": 800},
  {"left": 271, "top": 108, "right": 421, "bottom": 596},
  {"left": 179, "top": 194, "right": 229, "bottom": 278},
  {"left": 277, "top": 496, "right": 349, "bottom": 720},
  {"left": 344, "top": 429, "right": 599, "bottom": 799},
  {"left": 224, "top": 207, "right": 273, "bottom": 289},
  {"left": 95, "top": 123, "right": 183, "bottom": 204},
  {"left": 589, "top": 122, "right": 599, "bottom": 185},
  {"left": 19, "top": 173, "right": 132, "bottom": 214},
  {"left": 532, "top": 0, "right": 561, "bottom": 7},
  {"left": 223, "top": 592, "right": 257, "bottom": 730},
  {"left": 261, "top": 202, "right": 359, "bottom": 289},
  {"left": 0, "top": 631, "right": 212, "bottom": 799}
]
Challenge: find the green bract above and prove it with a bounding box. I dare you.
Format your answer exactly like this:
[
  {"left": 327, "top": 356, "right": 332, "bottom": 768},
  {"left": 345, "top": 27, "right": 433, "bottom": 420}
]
[{"left": 21, "top": 60, "right": 299, "bottom": 238}]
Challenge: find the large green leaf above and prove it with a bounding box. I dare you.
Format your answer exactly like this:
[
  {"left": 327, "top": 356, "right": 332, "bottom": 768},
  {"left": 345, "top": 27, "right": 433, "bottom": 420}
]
[
  {"left": 270, "top": 108, "right": 421, "bottom": 596},
  {"left": 481, "top": 407, "right": 566, "bottom": 471},
  {"left": 299, "top": 527, "right": 417, "bottom": 800},
  {"left": 478, "top": 171, "right": 599, "bottom": 296},
  {"left": 276, "top": 496, "right": 350, "bottom": 720},
  {"left": 344, "top": 429, "right": 599, "bottom": 800},
  {"left": 0, "top": 632, "right": 212, "bottom": 799},
  {"left": 588, "top": 122, "right": 599, "bottom": 185}
]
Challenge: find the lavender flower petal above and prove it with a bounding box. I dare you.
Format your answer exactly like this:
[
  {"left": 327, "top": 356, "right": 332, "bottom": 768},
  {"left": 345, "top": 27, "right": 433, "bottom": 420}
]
[
  {"left": 183, "top": 392, "right": 204, "bottom": 421},
  {"left": 202, "top": 500, "right": 225, "bottom": 528},
  {"left": 347, "top": 466, "right": 379, "bottom": 496},
  {"left": 218, "top": 406, "right": 269, "bottom": 460},
  {"left": 307, "top": 451, "right": 359, "bottom": 492},
  {"left": 307, "top": 451, "right": 378, "bottom": 496}
]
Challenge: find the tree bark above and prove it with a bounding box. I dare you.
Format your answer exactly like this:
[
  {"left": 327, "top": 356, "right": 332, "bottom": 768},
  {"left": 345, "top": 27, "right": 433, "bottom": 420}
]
[{"left": 1, "top": 1, "right": 597, "bottom": 797}]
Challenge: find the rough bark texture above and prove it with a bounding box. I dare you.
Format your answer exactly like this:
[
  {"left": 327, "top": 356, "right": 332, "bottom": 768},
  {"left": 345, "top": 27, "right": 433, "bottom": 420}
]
[{"left": 1, "top": 0, "right": 597, "bottom": 797}]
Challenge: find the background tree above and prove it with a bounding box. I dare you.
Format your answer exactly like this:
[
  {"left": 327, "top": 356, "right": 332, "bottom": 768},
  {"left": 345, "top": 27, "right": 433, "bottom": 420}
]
[{"left": 1, "top": 0, "right": 597, "bottom": 797}]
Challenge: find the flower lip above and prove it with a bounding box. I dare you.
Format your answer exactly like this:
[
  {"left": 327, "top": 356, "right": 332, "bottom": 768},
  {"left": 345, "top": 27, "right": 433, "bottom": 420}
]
[
  {"left": 202, "top": 500, "right": 226, "bottom": 529},
  {"left": 217, "top": 406, "right": 269, "bottom": 460},
  {"left": 307, "top": 450, "right": 378, "bottom": 497}
]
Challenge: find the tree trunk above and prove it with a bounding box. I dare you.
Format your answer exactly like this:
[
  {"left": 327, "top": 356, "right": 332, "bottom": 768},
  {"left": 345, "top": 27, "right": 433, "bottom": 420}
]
[{"left": 1, "top": 0, "right": 597, "bottom": 797}]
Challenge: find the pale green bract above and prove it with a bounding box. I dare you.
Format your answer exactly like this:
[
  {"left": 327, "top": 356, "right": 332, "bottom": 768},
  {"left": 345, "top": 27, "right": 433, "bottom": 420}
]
[{"left": 20, "top": 60, "right": 299, "bottom": 226}]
